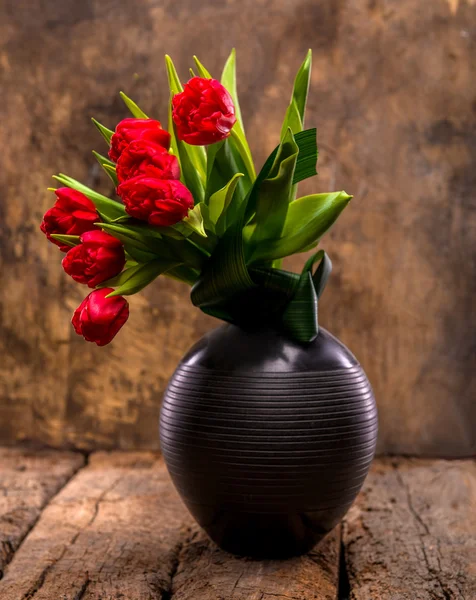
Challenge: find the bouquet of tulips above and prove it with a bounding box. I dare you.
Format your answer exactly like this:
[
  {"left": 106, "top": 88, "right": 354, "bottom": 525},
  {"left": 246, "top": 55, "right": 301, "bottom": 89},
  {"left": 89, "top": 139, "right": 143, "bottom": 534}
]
[{"left": 40, "top": 50, "right": 351, "bottom": 346}]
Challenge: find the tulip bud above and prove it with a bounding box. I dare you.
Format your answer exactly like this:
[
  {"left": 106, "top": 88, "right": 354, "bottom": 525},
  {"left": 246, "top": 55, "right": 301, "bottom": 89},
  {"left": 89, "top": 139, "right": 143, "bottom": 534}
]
[
  {"left": 172, "top": 77, "right": 236, "bottom": 145},
  {"left": 116, "top": 139, "right": 180, "bottom": 183},
  {"left": 109, "top": 118, "right": 171, "bottom": 162},
  {"left": 40, "top": 188, "right": 99, "bottom": 252},
  {"left": 117, "top": 177, "right": 194, "bottom": 227},
  {"left": 72, "top": 288, "right": 129, "bottom": 346},
  {"left": 62, "top": 230, "right": 125, "bottom": 288}
]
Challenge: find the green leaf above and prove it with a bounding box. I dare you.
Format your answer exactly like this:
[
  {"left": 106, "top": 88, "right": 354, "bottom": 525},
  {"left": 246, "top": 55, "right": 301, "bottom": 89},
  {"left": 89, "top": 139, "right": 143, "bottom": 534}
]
[
  {"left": 278, "top": 51, "right": 312, "bottom": 205},
  {"left": 209, "top": 173, "right": 244, "bottom": 235},
  {"left": 49, "top": 234, "right": 80, "bottom": 248},
  {"left": 280, "top": 50, "right": 312, "bottom": 138},
  {"left": 221, "top": 49, "right": 256, "bottom": 180},
  {"left": 293, "top": 50, "right": 313, "bottom": 124},
  {"left": 97, "top": 220, "right": 206, "bottom": 270},
  {"left": 246, "top": 129, "right": 298, "bottom": 250},
  {"left": 249, "top": 191, "right": 351, "bottom": 264},
  {"left": 221, "top": 49, "right": 243, "bottom": 127},
  {"left": 282, "top": 271, "right": 318, "bottom": 343},
  {"left": 312, "top": 251, "right": 332, "bottom": 298},
  {"left": 205, "top": 138, "right": 249, "bottom": 212},
  {"left": 102, "top": 164, "right": 118, "bottom": 186},
  {"left": 182, "top": 204, "right": 207, "bottom": 237},
  {"left": 119, "top": 91, "right": 148, "bottom": 119},
  {"left": 229, "top": 128, "right": 256, "bottom": 182},
  {"left": 249, "top": 265, "right": 300, "bottom": 316},
  {"left": 292, "top": 128, "right": 318, "bottom": 185},
  {"left": 244, "top": 129, "right": 317, "bottom": 224},
  {"left": 191, "top": 222, "right": 255, "bottom": 315},
  {"left": 124, "top": 245, "right": 157, "bottom": 263},
  {"left": 92, "top": 151, "right": 118, "bottom": 186},
  {"left": 91, "top": 118, "right": 114, "bottom": 144},
  {"left": 165, "top": 55, "right": 184, "bottom": 93},
  {"left": 97, "top": 222, "right": 159, "bottom": 253},
  {"left": 98, "top": 264, "right": 143, "bottom": 289},
  {"left": 192, "top": 55, "right": 212, "bottom": 78},
  {"left": 53, "top": 174, "right": 125, "bottom": 219},
  {"left": 281, "top": 250, "right": 325, "bottom": 343},
  {"left": 106, "top": 259, "right": 181, "bottom": 297}
]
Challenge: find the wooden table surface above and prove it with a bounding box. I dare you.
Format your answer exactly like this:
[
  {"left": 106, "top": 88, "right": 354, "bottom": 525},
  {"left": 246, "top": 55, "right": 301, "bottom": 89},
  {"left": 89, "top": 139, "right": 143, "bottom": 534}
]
[{"left": 0, "top": 448, "right": 474, "bottom": 599}]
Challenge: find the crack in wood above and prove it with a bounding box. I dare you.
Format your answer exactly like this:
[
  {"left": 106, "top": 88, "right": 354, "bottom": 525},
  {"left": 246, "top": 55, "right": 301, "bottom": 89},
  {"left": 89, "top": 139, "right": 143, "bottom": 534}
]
[
  {"left": 0, "top": 450, "right": 86, "bottom": 589},
  {"left": 162, "top": 527, "right": 196, "bottom": 600},
  {"left": 393, "top": 464, "right": 462, "bottom": 600}
]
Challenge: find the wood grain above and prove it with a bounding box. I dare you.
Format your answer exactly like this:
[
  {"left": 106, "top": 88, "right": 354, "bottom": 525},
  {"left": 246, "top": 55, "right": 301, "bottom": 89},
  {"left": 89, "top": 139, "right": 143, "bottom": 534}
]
[
  {"left": 0, "top": 451, "right": 340, "bottom": 600},
  {"left": 172, "top": 528, "right": 340, "bottom": 600},
  {"left": 0, "top": 0, "right": 475, "bottom": 455},
  {"left": 0, "top": 448, "right": 84, "bottom": 576},
  {"left": 343, "top": 458, "right": 476, "bottom": 599}
]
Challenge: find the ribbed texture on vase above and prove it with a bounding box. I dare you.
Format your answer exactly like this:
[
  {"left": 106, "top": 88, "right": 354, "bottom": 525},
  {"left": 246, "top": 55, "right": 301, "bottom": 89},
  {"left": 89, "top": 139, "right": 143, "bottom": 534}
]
[{"left": 159, "top": 325, "right": 378, "bottom": 557}]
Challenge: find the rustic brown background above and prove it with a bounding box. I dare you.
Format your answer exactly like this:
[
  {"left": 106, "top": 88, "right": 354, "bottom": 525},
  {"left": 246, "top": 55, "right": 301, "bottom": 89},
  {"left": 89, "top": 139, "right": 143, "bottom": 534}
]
[{"left": 0, "top": 0, "right": 475, "bottom": 456}]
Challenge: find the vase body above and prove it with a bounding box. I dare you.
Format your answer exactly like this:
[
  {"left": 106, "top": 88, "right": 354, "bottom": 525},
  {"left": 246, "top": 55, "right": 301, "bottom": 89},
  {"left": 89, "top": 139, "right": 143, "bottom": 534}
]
[{"left": 159, "top": 324, "right": 377, "bottom": 558}]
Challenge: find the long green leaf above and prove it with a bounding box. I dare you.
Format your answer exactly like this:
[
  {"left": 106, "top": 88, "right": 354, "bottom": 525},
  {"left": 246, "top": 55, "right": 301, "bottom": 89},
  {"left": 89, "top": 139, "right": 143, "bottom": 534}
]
[
  {"left": 190, "top": 222, "right": 255, "bottom": 314},
  {"left": 119, "top": 91, "right": 148, "bottom": 119},
  {"left": 49, "top": 234, "right": 80, "bottom": 248},
  {"left": 107, "top": 259, "right": 181, "bottom": 297},
  {"left": 53, "top": 175, "right": 125, "bottom": 219},
  {"left": 280, "top": 50, "right": 312, "bottom": 138},
  {"left": 281, "top": 250, "right": 325, "bottom": 343},
  {"left": 210, "top": 173, "right": 244, "bottom": 235},
  {"left": 192, "top": 55, "right": 212, "bottom": 78},
  {"left": 98, "top": 221, "right": 207, "bottom": 270},
  {"left": 292, "top": 128, "right": 318, "bottom": 184},
  {"left": 282, "top": 271, "right": 318, "bottom": 343},
  {"left": 249, "top": 191, "right": 351, "bottom": 264},
  {"left": 221, "top": 49, "right": 244, "bottom": 127},
  {"left": 247, "top": 129, "right": 298, "bottom": 248},
  {"left": 220, "top": 49, "right": 256, "bottom": 180},
  {"left": 313, "top": 251, "right": 332, "bottom": 297},
  {"left": 91, "top": 118, "right": 114, "bottom": 144},
  {"left": 97, "top": 222, "right": 159, "bottom": 252},
  {"left": 181, "top": 203, "right": 207, "bottom": 237},
  {"left": 92, "top": 151, "right": 118, "bottom": 186},
  {"left": 244, "top": 128, "right": 318, "bottom": 224}
]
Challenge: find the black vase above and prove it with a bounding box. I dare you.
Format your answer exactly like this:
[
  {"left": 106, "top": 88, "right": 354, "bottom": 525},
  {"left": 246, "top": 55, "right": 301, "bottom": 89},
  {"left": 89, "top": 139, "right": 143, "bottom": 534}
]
[{"left": 159, "top": 324, "right": 377, "bottom": 558}]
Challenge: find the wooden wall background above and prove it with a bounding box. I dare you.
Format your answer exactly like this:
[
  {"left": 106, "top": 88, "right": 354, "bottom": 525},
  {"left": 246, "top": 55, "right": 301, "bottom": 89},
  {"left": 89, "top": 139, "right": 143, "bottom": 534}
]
[{"left": 0, "top": 0, "right": 475, "bottom": 456}]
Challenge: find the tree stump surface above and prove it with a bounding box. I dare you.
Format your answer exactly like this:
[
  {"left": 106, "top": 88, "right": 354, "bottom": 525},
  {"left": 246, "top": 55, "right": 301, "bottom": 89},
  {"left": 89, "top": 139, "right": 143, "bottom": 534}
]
[{"left": 0, "top": 450, "right": 474, "bottom": 599}]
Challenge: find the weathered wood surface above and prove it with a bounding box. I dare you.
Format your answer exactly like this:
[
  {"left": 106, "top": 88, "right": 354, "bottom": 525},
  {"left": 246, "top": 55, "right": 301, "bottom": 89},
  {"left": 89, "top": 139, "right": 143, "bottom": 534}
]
[
  {"left": 0, "top": 448, "right": 84, "bottom": 577},
  {"left": 0, "top": 452, "right": 475, "bottom": 599},
  {"left": 343, "top": 458, "right": 476, "bottom": 599},
  {"left": 1, "top": 0, "right": 476, "bottom": 456},
  {"left": 173, "top": 528, "right": 340, "bottom": 600},
  {"left": 0, "top": 451, "right": 340, "bottom": 600}
]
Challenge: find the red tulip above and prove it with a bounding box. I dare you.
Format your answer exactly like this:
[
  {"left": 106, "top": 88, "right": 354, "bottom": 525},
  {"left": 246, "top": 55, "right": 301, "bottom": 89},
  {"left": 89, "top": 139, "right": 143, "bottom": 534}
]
[
  {"left": 109, "top": 118, "right": 171, "bottom": 162},
  {"left": 117, "top": 176, "right": 194, "bottom": 227},
  {"left": 62, "top": 230, "right": 125, "bottom": 288},
  {"left": 172, "top": 77, "right": 236, "bottom": 145},
  {"left": 116, "top": 139, "right": 180, "bottom": 183},
  {"left": 72, "top": 288, "right": 129, "bottom": 346},
  {"left": 40, "top": 188, "right": 99, "bottom": 252}
]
